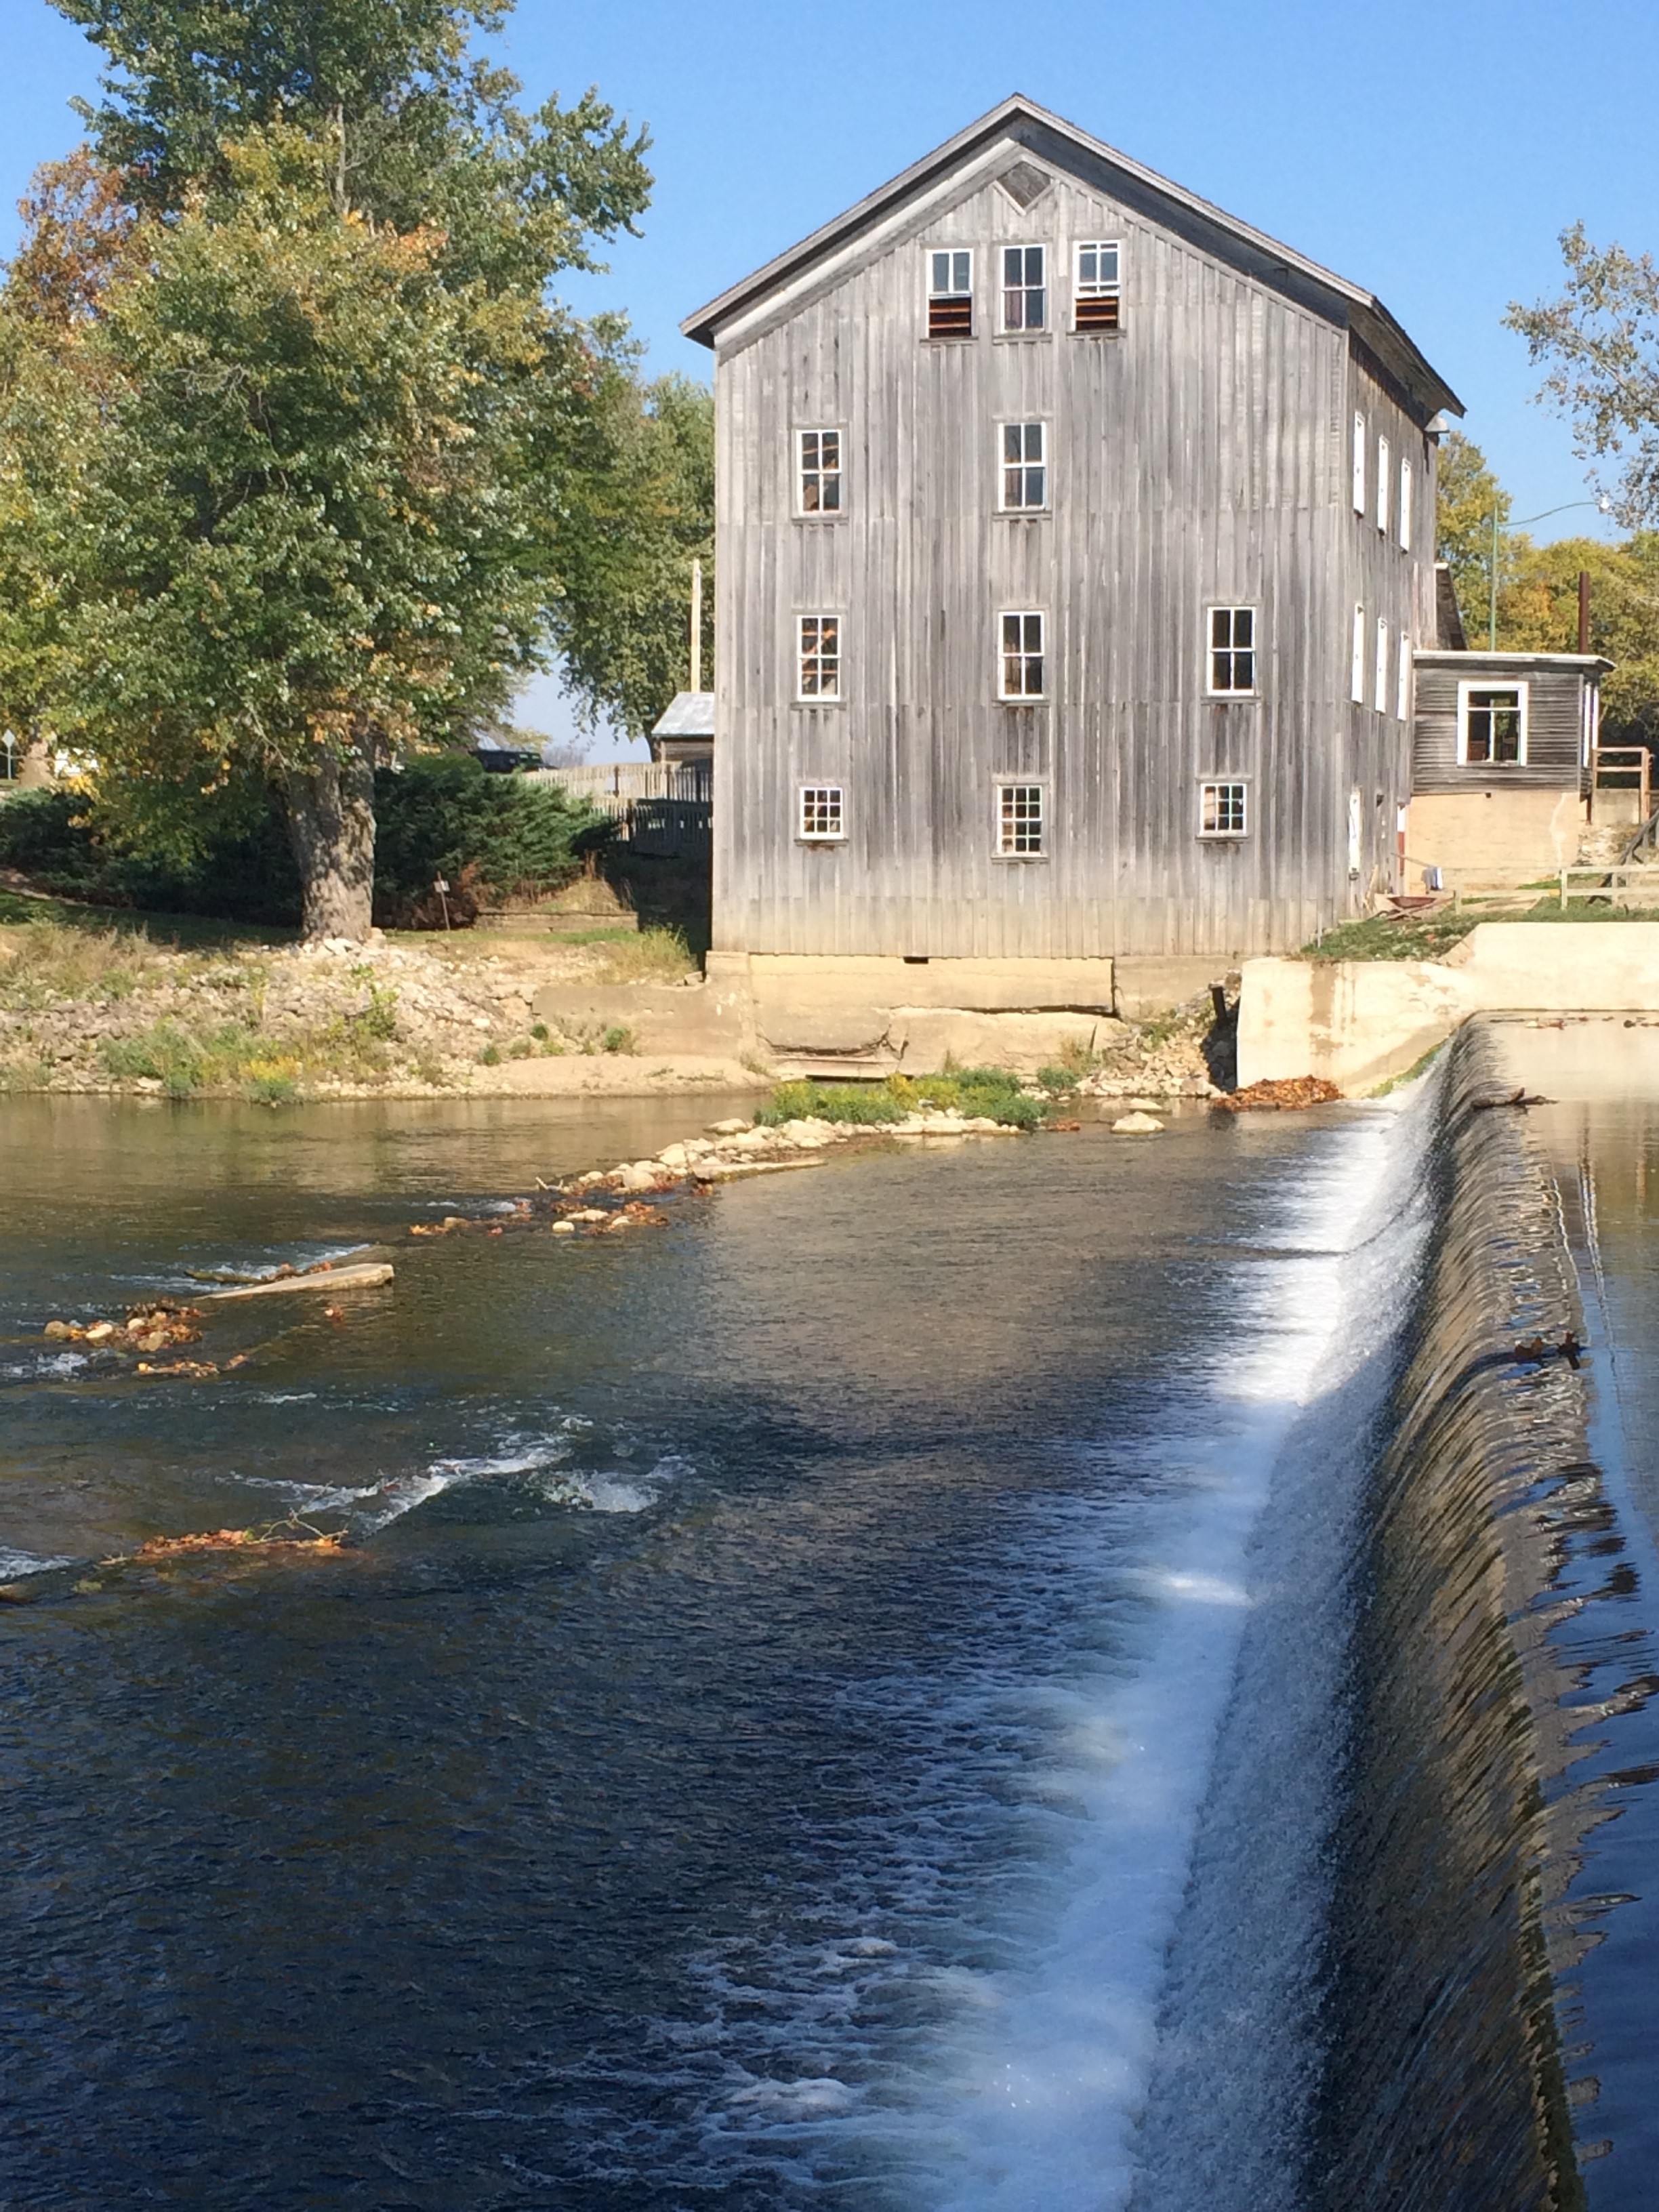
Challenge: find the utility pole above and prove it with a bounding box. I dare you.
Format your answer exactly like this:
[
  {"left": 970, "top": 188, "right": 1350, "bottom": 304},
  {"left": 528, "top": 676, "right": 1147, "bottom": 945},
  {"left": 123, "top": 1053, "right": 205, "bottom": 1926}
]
[
  {"left": 1489, "top": 506, "right": 1500, "bottom": 649},
  {"left": 1578, "top": 569, "right": 1591, "bottom": 655},
  {"left": 690, "top": 559, "right": 703, "bottom": 693}
]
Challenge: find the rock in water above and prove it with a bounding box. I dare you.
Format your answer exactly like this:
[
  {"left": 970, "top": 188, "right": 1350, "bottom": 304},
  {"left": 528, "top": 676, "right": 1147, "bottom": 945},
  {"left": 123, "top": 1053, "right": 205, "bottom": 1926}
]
[{"left": 1112, "top": 1111, "right": 1165, "bottom": 1134}]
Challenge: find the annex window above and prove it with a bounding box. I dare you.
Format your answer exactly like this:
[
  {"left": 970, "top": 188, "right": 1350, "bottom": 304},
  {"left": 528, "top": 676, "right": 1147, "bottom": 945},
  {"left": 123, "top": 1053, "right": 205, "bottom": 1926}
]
[
  {"left": 797, "top": 429, "right": 842, "bottom": 515},
  {"left": 928, "top": 249, "right": 973, "bottom": 337},
  {"left": 1000, "top": 244, "right": 1047, "bottom": 331},
  {"left": 1208, "top": 606, "right": 1257, "bottom": 695},
  {"left": 999, "top": 610, "right": 1046, "bottom": 699},
  {"left": 1199, "top": 780, "right": 1249, "bottom": 838},
  {"left": 1398, "top": 458, "right": 1413, "bottom": 551},
  {"left": 1351, "top": 604, "right": 1366, "bottom": 703},
  {"left": 798, "top": 784, "right": 844, "bottom": 841},
  {"left": 1074, "top": 240, "right": 1122, "bottom": 331},
  {"left": 1352, "top": 413, "right": 1367, "bottom": 514},
  {"left": 797, "top": 615, "right": 840, "bottom": 700},
  {"left": 1374, "top": 619, "right": 1389, "bottom": 712},
  {"left": 1459, "top": 682, "right": 1528, "bottom": 766},
  {"left": 1000, "top": 421, "right": 1048, "bottom": 510},
  {"left": 1397, "top": 634, "right": 1411, "bottom": 722},
  {"left": 996, "top": 780, "right": 1046, "bottom": 856}
]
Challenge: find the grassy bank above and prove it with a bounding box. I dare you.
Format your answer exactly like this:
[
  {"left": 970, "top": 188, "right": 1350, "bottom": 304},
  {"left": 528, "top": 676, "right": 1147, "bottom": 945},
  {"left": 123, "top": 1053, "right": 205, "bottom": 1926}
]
[{"left": 1305, "top": 899, "right": 1659, "bottom": 963}]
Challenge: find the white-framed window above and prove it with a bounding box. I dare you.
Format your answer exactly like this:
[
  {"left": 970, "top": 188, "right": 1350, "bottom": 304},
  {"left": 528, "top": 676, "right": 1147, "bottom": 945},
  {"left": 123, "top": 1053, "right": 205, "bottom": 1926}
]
[
  {"left": 1458, "top": 680, "right": 1528, "bottom": 766},
  {"left": 796, "top": 429, "right": 842, "bottom": 516},
  {"left": 1376, "top": 434, "right": 1391, "bottom": 534},
  {"left": 1208, "top": 605, "right": 1257, "bottom": 695},
  {"left": 995, "top": 779, "right": 1046, "bottom": 856},
  {"left": 798, "top": 783, "right": 844, "bottom": 841},
  {"left": 1374, "top": 618, "right": 1389, "bottom": 713},
  {"left": 928, "top": 249, "right": 973, "bottom": 337},
  {"left": 1352, "top": 413, "right": 1367, "bottom": 514},
  {"left": 1000, "top": 421, "right": 1048, "bottom": 510},
  {"left": 1397, "top": 634, "right": 1411, "bottom": 722},
  {"left": 1398, "top": 458, "right": 1413, "bottom": 552},
  {"left": 1351, "top": 604, "right": 1366, "bottom": 703},
  {"left": 1074, "top": 239, "right": 1122, "bottom": 331},
  {"left": 797, "top": 615, "right": 840, "bottom": 700},
  {"left": 998, "top": 610, "right": 1046, "bottom": 699},
  {"left": 1199, "top": 779, "right": 1249, "bottom": 838},
  {"left": 1001, "top": 244, "right": 1046, "bottom": 331}
]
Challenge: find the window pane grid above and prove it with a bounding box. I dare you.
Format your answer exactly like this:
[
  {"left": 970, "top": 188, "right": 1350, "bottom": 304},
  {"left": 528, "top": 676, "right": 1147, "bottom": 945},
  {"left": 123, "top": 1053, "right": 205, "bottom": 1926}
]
[
  {"left": 1208, "top": 605, "right": 1256, "bottom": 693},
  {"left": 1001, "top": 421, "right": 1047, "bottom": 509},
  {"left": 1200, "top": 781, "right": 1249, "bottom": 836},
  {"left": 928, "top": 249, "right": 972, "bottom": 337},
  {"left": 799, "top": 785, "right": 844, "bottom": 840},
  {"left": 1001, "top": 244, "right": 1046, "bottom": 331},
  {"left": 1074, "top": 240, "right": 1122, "bottom": 331},
  {"left": 798, "top": 615, "right": 840, "bottom": 699},
  {"left": 1000, "top": 611, "right": 1045, "bottom": 698},
  {"left": 798, "top": 429, "right": 841, "bottom": 514},
  {"left": 997, "top": 781, "right": 1045, "bottom": 855},
  {"left": 1464, "top": 688, "right": 1524, "bottom": 764}
]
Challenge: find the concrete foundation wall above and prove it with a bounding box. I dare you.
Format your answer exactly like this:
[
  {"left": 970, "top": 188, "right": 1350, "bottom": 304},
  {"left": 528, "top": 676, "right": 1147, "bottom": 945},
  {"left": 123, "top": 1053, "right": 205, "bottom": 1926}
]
[
  {"left": 1237, "top": 922, "right": 1659, "bottom": 1092},
  {"left": 533, "top": 952, "right": 1125, "bottom": 1078},
  {"left": 1403, "top": 788, "right": 1583, "bottom": 889}
]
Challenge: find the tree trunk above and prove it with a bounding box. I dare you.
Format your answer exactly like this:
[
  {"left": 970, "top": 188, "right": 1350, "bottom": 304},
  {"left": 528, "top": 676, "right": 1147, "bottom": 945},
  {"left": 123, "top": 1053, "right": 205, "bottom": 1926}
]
[{"left": 279, "top": 744, "right": 376, "bottom": 941}]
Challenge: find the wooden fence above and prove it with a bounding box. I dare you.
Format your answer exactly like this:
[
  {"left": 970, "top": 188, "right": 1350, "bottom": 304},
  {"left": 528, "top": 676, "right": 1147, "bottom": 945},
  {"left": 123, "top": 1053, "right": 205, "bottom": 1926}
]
[{"left": 527, "top": 762, "right": 712, "bottom": 859}]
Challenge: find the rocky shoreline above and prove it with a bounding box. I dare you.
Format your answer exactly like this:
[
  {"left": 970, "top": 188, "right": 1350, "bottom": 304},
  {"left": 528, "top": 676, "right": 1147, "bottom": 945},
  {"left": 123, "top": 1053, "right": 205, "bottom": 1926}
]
[{"left": 0, "top": 926, "right": 1226, "bottom": 1103}]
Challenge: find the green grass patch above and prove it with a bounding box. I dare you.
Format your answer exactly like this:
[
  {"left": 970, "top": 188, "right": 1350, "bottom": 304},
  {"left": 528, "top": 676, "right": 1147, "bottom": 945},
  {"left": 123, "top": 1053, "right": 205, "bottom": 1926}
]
[
  {"left": 1305, "top": 898, "right": 1659, "bottom": 964},
  {"left": 1303, "top": 911, "right": 1482, "bottom": 962},
  {"left": 758, "top": 1067, "right": 1045, "bottom": 1130}
]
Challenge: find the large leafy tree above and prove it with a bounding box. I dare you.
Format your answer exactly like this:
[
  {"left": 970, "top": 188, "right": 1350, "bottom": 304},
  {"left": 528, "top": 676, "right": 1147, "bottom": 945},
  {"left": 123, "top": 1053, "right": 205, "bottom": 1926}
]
[
  {"left": 20, "top": 131, "right": 600, "bottom": 936},
  {"left": 1434, "top": 430, "right": 1512, "bottom": 641},
  {"left": 8, "top": 0, "right": 652, "bottom": 939},
  {"left": 1508, "top": 224, "right": 1659, "bottom": 527},
  {"left": 551, "top": 365, "right": 714, "bottom": 740}
]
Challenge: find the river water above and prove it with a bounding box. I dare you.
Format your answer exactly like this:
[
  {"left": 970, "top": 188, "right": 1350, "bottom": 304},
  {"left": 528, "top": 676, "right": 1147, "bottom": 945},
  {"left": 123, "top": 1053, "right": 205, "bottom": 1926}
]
[{"left": 1, "top": 1065, "right": 1656, "bottom": 2209}]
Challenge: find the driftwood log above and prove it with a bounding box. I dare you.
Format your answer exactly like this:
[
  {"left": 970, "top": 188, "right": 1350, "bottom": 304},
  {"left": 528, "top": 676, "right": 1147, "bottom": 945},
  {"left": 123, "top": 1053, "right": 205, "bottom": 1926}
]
[{"left": 207, "top": 1263, "right": 394, "bottom": 1303}]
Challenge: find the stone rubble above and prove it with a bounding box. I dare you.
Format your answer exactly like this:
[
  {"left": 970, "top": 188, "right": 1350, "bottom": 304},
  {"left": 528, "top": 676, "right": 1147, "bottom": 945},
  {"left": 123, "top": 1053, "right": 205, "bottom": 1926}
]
[{"left": 0, "top": 932, "right": 671, "bottom": 1097}]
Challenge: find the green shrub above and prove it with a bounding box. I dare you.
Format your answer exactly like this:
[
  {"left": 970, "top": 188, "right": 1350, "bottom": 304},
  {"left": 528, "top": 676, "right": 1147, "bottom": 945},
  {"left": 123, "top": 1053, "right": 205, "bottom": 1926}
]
[
  {"left": 245, "top": 1071, "right": 299, "bottom": 1107},
  {"left": 0, "top": 755, "right": 605, "bottom": 932},
  {"left": 758, "top": 1068, "right": 1044, "bottom": 1130},
  {"left": 478, "top": 1042, "right": 502, "bottom": 1066},
  {"left": 372, "top": 754, "right": 606, "bottom": 927},
  {"left": 0, "top": 787, "right": 300, "bottom": 922},
  {"left": 100, "top": 1021, "right": 206, "bottom": 1090}
]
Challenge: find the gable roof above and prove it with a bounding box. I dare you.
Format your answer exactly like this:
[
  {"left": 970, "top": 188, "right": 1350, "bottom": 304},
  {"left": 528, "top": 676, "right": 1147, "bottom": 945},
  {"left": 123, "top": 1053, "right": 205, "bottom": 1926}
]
[{"left": 683, "top": 94, "right": 1462, "bottom": 423}]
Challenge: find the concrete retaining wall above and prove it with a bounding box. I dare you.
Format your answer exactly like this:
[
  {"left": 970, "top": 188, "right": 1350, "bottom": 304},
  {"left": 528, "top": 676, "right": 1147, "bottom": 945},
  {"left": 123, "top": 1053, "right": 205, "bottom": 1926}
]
[
  {"left": 1237, "top": 923, "right": 1659, "bottom": 1093},
  {"left": 533, "top": 951, "right": 1125, "bottom": 1078}
]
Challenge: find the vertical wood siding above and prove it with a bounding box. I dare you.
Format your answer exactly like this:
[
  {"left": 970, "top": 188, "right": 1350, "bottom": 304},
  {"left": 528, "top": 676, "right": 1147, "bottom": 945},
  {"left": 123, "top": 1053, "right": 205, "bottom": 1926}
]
[
  {"left": 712, "top": 146, "right": 1439, "bottom": 958},
  {"left": 1412, "top": 661, "right": 1589, "bottom": 791}
]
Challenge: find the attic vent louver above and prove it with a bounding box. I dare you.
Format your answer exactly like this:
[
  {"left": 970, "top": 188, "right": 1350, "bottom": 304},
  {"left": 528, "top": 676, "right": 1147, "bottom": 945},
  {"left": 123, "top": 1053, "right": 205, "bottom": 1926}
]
[{"left": 998, "top": 159, "right": 1052, "bottom": 211}]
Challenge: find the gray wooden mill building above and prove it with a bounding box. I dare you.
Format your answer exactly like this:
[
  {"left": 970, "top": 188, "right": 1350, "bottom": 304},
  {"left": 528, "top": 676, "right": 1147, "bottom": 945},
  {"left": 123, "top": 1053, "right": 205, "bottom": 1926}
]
[{"left": 683, "top": 94, "right": 1467, "bottom": 998}]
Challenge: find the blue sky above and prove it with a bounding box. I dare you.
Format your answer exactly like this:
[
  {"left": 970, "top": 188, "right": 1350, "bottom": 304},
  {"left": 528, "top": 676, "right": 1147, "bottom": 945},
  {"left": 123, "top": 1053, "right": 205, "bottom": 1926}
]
[{"left": 2, "top": 0, "right": 1653, "bottom": 752}]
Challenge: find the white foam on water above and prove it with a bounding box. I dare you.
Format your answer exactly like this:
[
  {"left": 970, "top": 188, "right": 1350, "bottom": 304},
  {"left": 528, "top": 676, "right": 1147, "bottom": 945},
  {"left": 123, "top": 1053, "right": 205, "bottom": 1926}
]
[
  {"left": 1, "top": 1351, "right": 90, "bottom": 1380},
  {"left": 230, "top": 1435, "right": 686, "bottom": 1531},
  {"left": 0, "top": 1546, "right": 74, "bottom": 1577},
  {"left": 687, "top": 1089, "right": 1437, "bottom": 2209},
  {"left": 887, "top": 1090, "right": 1441, "bottom": 2212}
]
